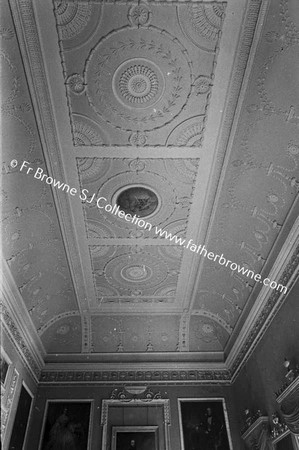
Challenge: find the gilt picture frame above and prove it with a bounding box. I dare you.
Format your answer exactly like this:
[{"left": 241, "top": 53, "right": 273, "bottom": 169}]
[
  {"left": 178, "top": 398, "right": 233, "bottom": 450},
  {"left": 111, "top": 425, "right": 159, "bottom": 450}
]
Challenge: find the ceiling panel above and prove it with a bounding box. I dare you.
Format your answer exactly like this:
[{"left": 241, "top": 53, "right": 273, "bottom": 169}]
[
  {"left": 54, "top": 2, "right": 225, "bottom": 147},
  {"left": 2, "top": 0, "right": 298, "bottom": 376}
]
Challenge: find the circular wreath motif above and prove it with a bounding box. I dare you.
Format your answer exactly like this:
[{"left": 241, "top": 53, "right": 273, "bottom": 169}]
[{"left": 85, "top": 28, "right": 192, "bottom": 132}]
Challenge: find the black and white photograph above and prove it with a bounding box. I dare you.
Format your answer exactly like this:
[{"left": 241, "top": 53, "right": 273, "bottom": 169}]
[{"left": 1, "top": 0, "right": 299, "bottom": 449}]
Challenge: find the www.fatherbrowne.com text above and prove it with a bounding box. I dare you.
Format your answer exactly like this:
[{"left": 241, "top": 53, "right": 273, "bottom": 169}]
[{"left": 17, "top": 160, "right": 288, "bottom": 295}]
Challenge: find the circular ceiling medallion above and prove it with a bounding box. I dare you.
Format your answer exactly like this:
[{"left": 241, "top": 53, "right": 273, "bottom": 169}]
[
  {"left": 121, "top": 264, "right": 152, "bottom": 282},
  {"left": 99, "top": 172, "right": 176, "bottom": 230},
  {"left": 113, "top": 59, "right": 164, "bottom": 109},
  {"left": 115, "top": 185, "right": 159, "bottom": 218},
  {"left": 85, "top": 28, "right": 192, "bottom": 132},
  {"left": 104, "top": 253, "right": 168, "bottom": 290}
]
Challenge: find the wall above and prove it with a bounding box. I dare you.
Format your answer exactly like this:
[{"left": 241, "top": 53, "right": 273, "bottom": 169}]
[
  {"left": 26, "top": 382, "right": 244, "bottom": 450},
  {"left": 232, "top": 278, "right": 299, "bottom": 433},
  {"left": 1, "top": 327, "right": 38, "bottom": 449}
]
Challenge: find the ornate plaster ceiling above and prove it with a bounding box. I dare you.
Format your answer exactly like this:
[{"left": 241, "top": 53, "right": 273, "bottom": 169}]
[{"left": 1, "top": 0, "right": 299, "bottom": 381}]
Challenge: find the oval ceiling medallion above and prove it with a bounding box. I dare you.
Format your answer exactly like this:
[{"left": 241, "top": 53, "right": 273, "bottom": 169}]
[{"left": 115, "top": 186, "right": 159, "bottom": 218}]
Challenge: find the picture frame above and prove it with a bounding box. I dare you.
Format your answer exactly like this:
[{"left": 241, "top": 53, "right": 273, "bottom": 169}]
[
  {"left": 100, "top": 396, "right": 170, "bottom": 450},
  {"left": 111, "top": 426, "right": 159, "bottom": 450},
  {"left": 178, "top": 398, "right": 233, "bottom": 450},
  {"left": 39, "top": 400, "right": 93, "bottom": 450},
  {"left": 8, "top": 381, "right": 34, "bottom": 450}
]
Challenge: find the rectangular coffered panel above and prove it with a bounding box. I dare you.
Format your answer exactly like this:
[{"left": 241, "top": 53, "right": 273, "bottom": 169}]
[
  {"left": 77, "top": 157, "right": 199, "bottom": 239},
  {"left": 54, "top": 1, "right": 226, "bottom": 146},
  {"left": 8, "top": 0, "right": 298, "bottom": 377}
]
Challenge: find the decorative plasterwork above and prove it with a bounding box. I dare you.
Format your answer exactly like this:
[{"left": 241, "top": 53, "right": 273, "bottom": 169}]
[
  {"left": 100, "top": 391, "right": 171, "bottom": 450},
  {"left": 109, "top": 386, "right": 167, "bottom": 401},
  {"left": 0, "top": 368, "right": 19, "bottom": 441},
  {"left": 8, "top": 0, "right": 92, "bottom": 315},
  {"left": 191, "top": 0, "right": 299, "bottom": 356},
  {"left": 39, "top": 225, "right": 298, "bottom": 381},
  {"left": 1, "top": 305, "right": 41, "bottom": 381},
  {"left": 0, "top": 260, "right": 44, "bottom": 382},
  {"left": 40, "top": 368, "right": 231, "bottom": 384},
  {"left": 54, "top": 1, "right": 226, "bottom": 146},
  {"left": 6, "top": 0, "right": 299, "bottom": 380},
  {"left": 1, "top": 0, "right": 79, "bottom": 338},
  {"left": 276, "top": 377, "right": 299, "bottom": 435},
  {"left": 229, "top": 240, "right": 299, "bottom": 381},
  {"left": 78, "top": 157, "right": 199, "bottom": 240},
  {"left": 241, "top": 416, "right": 270, "bottom": 450}
]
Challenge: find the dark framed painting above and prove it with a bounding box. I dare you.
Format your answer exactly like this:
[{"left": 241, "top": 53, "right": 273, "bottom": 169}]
[
  {"left": 111, "top": 426, "right": 158, "bottom": 450},
  {"left": 39, "top": 400, "right": 93, "bottom": 450},
  {"left": 8, "top": 382, "right": 33, "bottom": 450},
  {"left": 178, "top": 398, "right": 233, "bottom": 450}
]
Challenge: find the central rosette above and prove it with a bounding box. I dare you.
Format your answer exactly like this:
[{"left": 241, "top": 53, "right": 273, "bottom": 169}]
[
  {"left": 85, "top": 28, "right": 191, "bottom": 131},
  {"left": 113, "top": 59, "right": 163, "bottom": 109}
]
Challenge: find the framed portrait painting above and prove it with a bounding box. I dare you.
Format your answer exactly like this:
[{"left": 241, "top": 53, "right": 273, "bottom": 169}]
[
  {"left": 111, "top": 426, "right": 158, "bottom": 450},
  {"left": 39, "top": 400, "right": 93, "bottom": 450},
  {"left": 178, "top": 398, "right": 233, "bottom": 450},
  {"left": 8, "top": 382, "right": 33, "bottom": 450}
]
